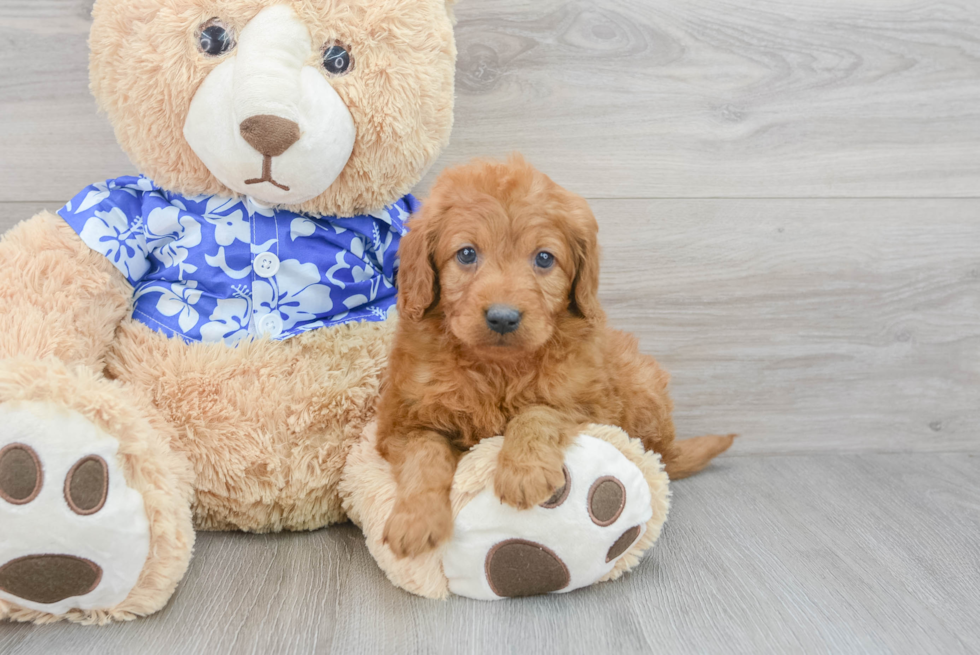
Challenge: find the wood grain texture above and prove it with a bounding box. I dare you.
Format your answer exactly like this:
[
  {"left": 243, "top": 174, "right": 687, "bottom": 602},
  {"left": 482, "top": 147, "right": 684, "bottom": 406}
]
[
  {"left": 591, "top": 198, "right": 980, "bottom": 455},
  {"left": 3, "top": 1, "right": 980, "bottom": 201},
  {"left": 2, "top": 454, "right": 978, "bottom": 654}
]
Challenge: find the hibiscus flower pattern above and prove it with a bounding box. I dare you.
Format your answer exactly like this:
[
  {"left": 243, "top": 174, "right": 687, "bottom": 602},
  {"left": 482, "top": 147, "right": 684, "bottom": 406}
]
[
  {"left": 253, "top": 260, "right": 334, "bottom": 333},
  {"left": 199, "top": 293, "right": 252, "bottom": 346},
  {"left": 59, "top": 175, "right": 414, "bottom": 345}
]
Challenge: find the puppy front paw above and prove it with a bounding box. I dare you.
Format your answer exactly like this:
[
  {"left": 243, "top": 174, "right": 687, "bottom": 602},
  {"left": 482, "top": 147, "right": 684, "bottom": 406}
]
[
  {"left": 383, "top": 495, "right": 453, "bottom": 559},
  {"left": 494, "top": 449, "right": 567, "bottom": 510}
]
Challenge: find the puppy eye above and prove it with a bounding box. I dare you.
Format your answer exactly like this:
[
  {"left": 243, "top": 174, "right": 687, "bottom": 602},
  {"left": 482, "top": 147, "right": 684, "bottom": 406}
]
[
  {"left": 197, "top": 19, "right": 236, "bottom": 57},
  {"left": 322, "top": 44, "right": 353, "bottom": 76},
  {"left": 534, "top": 251, "right": 556, "bottom": 269},
  {"left": 456, "top": 247, "right": 477, "bottom": 265}
]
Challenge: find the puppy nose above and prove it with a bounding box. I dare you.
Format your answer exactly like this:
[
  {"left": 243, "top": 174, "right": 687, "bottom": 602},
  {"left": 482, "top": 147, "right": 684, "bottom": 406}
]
[
  {"left": 485, "top": 305, "right": 522, "bottom": 335},
  {"left": 239, "top": 114, "right": 301, "bottom": 157}
]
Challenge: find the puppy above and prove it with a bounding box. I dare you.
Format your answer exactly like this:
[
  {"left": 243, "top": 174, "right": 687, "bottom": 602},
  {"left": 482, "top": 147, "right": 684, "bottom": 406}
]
[{"left": 376, "top": 155, "right": 733, "bottom": 558}]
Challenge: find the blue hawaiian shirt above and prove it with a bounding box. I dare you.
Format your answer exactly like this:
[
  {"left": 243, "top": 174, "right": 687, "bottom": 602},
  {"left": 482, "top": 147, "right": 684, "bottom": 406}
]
[{"left": 58, "top": 176, "right": 415, "bottom": 345}]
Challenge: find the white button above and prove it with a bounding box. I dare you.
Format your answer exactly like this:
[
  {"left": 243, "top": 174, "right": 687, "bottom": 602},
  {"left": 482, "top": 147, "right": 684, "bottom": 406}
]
[
  {"left": 254, "top": 252, "right": 280, "bottom": 278},
  {"left": 258, "top": 312, "right": 283, "bottom": 338}
]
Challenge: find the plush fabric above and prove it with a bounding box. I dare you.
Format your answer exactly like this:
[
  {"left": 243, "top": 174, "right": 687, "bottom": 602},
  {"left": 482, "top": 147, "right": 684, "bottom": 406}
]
[
  {"left": 182, "top": 5, "right": 359, "bottom": 206},
  {"left": 58, "top": 175, "right": 415, "bottom": 344},
  {"left": 107, "top": 314, "right": 397, "bottom": 533},
  {"left": 443, "top": 433, "right": 659, "bottom": 600},
  {"left": 0, "top": 212, "right": 132, "bottom": 369},
  {"left": 340, "top": 423, "right": 670, "bottom": 600},
  {"left": 0, "top": 403, "right": 152, "bottom": 615},
  {"left": 89, "top": 0, "right": 457, "bottom": 217},
  {"left": 0, "top": 0, "right": 458, "bottom": 623},
  {"left": 0, "top": 359, "right": 194, "bottom": 625}
]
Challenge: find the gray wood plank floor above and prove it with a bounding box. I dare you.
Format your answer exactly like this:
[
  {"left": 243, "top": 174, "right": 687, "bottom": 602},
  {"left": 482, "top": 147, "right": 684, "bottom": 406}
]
[
  {"left": 2, "top": 455, "right": 978, "bottom": 655},
  {"left": 1, "top": 0, "right": 978, "bottom": 653}
]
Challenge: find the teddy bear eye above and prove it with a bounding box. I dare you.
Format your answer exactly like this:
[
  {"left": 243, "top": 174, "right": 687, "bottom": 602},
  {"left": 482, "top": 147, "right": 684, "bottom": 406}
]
[
  {"left": 322, "top": 44, "right": 353, "bottom": 76},
  {"left": 197, "top": 19, "right": 235, "bottom": 57}
]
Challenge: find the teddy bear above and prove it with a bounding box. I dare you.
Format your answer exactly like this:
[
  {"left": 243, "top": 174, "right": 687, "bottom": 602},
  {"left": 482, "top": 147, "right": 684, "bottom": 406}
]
[{"left": 0, "top": 0, "right": 671, "bottom": 624}]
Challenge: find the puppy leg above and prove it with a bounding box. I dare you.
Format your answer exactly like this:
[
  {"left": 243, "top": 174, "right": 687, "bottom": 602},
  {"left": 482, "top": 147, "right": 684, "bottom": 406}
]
[
  {"left": 495, "top": 405, "right": 572, "bottom": 509},
  {"left": 382, "top": 430, "right": 458, "bottom": 559}
]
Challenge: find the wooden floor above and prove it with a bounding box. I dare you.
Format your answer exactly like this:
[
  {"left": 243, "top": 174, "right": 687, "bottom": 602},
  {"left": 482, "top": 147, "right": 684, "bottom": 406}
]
[{"left": 2, "top": 0, "right": 979, "bottom": 653}]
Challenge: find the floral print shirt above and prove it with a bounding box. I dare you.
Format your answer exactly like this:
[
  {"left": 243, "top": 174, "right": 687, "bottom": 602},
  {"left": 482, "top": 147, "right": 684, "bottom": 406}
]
[{"left": 58, "top": 176, "right": 414, "bottom": 346}]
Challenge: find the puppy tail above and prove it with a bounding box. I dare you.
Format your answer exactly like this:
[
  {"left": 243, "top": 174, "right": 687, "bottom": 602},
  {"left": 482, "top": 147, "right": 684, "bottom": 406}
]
[{"left": 664, "top": 434, "right": 736, "bottom": 480}]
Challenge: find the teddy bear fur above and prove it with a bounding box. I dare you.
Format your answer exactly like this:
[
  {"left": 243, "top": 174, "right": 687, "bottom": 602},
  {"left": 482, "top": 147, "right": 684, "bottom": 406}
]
[
  {"left": 340, "top": 422, "right": 671, "bottom": 599},
  {"left": 0, "top": 0, "right": 457, "bottom": 624},
  {"left": 0, "top": 216, "right": 196, "bottom": 623},
  {"left": 77, "top": 0, "right": 458, "bottom": 532},
  {"left": 90, "top": 0, "right": 458, "bottom": 217}
]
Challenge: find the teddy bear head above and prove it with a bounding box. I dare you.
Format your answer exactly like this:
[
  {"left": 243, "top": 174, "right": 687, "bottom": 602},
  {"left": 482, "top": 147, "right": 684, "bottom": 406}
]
[{"left": 89, "top": 0, "right": 457, "bottom": 216}]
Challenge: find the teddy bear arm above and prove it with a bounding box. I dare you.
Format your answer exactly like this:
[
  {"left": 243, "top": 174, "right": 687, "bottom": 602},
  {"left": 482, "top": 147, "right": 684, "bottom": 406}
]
[
  {"left": 0, "top": 214, "right": 194, "bottom": 623},
  {"left": 0, "top": 211, "right": 132, "bottom": 370}
]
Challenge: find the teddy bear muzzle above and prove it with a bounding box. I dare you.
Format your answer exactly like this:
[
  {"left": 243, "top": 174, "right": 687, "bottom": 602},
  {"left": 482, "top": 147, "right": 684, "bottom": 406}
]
[{"left": 183, "top": 4, "right": 356, "bottom": 206}]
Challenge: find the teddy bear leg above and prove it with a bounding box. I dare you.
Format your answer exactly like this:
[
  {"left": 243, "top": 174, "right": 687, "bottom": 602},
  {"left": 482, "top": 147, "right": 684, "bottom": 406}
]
[
  {"left": 342, "top": 423, "right": 670, "bottom": 600},
  {"left": 0, "top": 360, "right": 195, "bottom": 625}
]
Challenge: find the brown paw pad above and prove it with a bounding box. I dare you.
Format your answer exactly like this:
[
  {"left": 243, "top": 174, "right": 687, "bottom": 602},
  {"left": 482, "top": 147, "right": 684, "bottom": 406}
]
[
  {"left": 64, "top": 456, "right": 109, "bottom": 516},
  {"left": 0, "top": 443, "right": 42, "bottom": 505},
  {"left": 606, "top": 525, "right": 642, "bottom": 562},
  {"left": 0, "top": 555, "right": 103, "bottom": 604},
  {"left": 588, "top": 475, "right": 626, "bottom": 526},
  {"left": 485, "top": 539, "right": 570, "bottom": 598}
]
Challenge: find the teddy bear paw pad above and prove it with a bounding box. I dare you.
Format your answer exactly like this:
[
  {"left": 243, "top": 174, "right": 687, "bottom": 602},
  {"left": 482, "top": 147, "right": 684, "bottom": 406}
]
[
  {"left": 443, "top": 434, "right": 654, "bottom": 600},
  {"left": 0, "top": 403, "right": 150, "bottom": 615}
]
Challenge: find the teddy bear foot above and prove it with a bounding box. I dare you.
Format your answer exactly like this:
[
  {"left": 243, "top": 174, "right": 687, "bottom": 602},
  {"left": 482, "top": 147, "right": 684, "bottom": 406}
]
[
  {"left": 443, "top": 432, "right": 662, "bottom": 599},
  {"left": 342, "top": 423, "right": 670, "bottom": 600},
  {"left": 0, "top": 402, "right": 151, "bottom": 616}
]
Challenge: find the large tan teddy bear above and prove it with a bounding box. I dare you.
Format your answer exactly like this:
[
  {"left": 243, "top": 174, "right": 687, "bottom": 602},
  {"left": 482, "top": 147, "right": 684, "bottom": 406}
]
[{"left": 0, "top": 0, "right": 671, "bottom": 624}]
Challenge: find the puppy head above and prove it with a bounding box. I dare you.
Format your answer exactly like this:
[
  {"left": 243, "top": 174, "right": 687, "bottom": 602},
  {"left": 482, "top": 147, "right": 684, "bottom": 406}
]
[{"left": 398, "top": 155, "right": 602, "bottom": 358}]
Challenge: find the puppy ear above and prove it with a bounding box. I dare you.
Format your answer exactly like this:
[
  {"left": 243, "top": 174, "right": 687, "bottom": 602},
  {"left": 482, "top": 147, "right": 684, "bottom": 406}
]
[
  {"left": 569, "top": 204, "right": 603, "bottom": 325},
  {"left": 396, "top": 213, "right": 439, "bottom": 322}
]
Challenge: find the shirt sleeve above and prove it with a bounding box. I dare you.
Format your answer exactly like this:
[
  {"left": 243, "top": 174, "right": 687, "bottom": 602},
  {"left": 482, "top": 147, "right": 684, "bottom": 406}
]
[{"left": 57, "top": 178, "right": 152, "bottom": 285}]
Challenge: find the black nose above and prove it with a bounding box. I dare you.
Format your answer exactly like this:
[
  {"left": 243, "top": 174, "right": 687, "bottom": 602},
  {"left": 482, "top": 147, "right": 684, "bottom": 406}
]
[{"left": 485, "top": 305, "right": 522, "bottom": 335}]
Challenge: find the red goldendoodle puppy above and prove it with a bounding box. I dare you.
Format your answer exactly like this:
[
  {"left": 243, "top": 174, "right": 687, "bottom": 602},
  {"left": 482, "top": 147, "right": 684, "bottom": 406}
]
[{"left": 376, "top": 155, "right": 734, "bottom": 558}]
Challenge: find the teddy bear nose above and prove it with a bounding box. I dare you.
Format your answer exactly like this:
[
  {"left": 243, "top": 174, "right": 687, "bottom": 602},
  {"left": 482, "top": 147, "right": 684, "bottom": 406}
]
[
  {"left": 485, "top": 304, "right": 522, "bottom": 335},
  {"left": 239, "top": 114, "right": 301, "bottom": 157}
]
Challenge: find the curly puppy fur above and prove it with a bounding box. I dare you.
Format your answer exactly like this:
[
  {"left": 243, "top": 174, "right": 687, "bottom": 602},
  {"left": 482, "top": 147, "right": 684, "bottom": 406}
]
[{"left": 375, "top": 155, "right": 734, "bottom": 559}]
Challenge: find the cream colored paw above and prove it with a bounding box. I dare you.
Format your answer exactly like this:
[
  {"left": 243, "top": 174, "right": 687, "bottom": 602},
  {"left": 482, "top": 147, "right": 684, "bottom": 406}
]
[
  {"left": 0, "top": 402, "right": 150, "bottom": 615},
  {"left": 443, "top": 433, "right": 660, "bottom": 600}
]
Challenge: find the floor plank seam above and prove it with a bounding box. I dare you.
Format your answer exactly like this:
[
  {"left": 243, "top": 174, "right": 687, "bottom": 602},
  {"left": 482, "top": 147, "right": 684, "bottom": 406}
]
[{"left": 720, "top": 450, "right": 980, "bottom": 458}]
